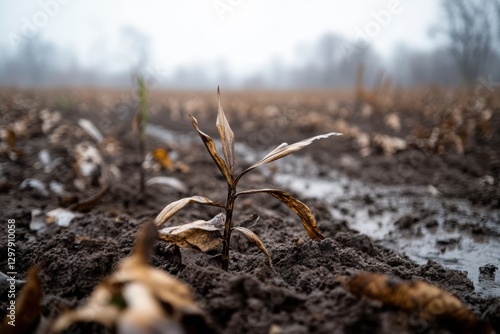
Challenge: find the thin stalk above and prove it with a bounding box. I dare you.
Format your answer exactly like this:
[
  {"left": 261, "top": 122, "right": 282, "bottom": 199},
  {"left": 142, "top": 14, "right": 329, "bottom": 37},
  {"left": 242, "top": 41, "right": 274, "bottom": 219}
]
[
  {"left": 221, "top": 185, "right": 236, "bottom": 271},
  {"left": 139, "top": 134, "right": 145, "bottom": 193},
  {"left": 138, "top": 76, "right": 148, "bottom": 194}
]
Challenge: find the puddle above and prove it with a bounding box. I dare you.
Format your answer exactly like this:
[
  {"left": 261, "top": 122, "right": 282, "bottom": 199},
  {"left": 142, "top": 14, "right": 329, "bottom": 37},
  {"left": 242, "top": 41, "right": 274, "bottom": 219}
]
[
  {"left": 274, "top": 165, "right": 500, "bottom": 297},
  {"left": 147, "top": 124, "right": 500, "bottom": 296}
]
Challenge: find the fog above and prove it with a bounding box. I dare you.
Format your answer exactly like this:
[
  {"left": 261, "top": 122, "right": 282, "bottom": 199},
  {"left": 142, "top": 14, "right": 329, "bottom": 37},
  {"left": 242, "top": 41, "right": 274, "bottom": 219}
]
[{"left": 1, "top": 0, "right": 499, "bottom": 89}]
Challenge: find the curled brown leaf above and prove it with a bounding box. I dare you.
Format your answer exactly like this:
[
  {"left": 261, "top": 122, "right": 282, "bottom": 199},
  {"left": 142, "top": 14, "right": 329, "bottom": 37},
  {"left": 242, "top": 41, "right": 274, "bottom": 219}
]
[
  {"left": 238, "top": 213, "right": 260, "bottom": 228},
  {"left": 158, "top": 213, "right": 225, "bottom": 252},
  {"left": 215, "top": 86, "right": 235, "bottom": 174},
  {"left": 233, "top": 226, "right": 272, "bottom": 266},
  {"left": 236, "top": 189, "right": 324, "bottom": 240},
  {"left": 343, "top": 273, "right": 492, "bottom": 334},
  {"left": 236, "top": 132, "right": 342, "bottom": 182},
  {"left": 190, "top": 115, "right": 233, "bottom": 185},
  {"left": 155, "top": 196, "right": 225, "bottom": 227}
]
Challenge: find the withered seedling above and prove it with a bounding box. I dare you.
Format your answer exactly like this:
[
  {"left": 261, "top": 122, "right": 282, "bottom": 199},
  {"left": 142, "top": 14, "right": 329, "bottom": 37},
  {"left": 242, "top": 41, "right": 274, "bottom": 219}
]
[{"left": 156, "top": 87, "right": 341, "bottom": 271}]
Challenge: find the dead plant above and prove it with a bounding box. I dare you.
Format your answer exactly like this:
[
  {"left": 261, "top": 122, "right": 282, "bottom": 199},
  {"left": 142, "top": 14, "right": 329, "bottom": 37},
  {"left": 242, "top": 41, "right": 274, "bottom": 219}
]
[{"left": 156, "top": 87, "right": 341, "bottom": 270}]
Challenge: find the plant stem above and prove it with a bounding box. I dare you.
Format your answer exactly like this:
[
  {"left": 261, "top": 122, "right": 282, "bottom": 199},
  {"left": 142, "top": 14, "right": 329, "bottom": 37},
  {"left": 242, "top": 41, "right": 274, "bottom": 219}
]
[
  {"left": 222, "top": 185, "right": 236, "bottom": 271},
  {"left": 138, "top": 76, "right": 148, "bottom": 195},
  {"left": 139, "top": 135, "right": 145, "bottom": 194},
  {"left": 137, "top": 76, "right": 148, "bottom": 194}
]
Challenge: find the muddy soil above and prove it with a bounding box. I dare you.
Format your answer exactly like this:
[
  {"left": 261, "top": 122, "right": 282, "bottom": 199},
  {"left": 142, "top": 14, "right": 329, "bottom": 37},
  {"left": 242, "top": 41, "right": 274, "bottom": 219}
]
[{"left": 0, "top": 88, "right": 499, "bottom": 333}]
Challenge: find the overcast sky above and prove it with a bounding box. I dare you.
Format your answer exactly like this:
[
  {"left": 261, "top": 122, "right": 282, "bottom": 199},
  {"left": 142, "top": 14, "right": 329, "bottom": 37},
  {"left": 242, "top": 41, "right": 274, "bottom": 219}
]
[{"left": 0, "top": 0, "right": 440, "bottom": 77}]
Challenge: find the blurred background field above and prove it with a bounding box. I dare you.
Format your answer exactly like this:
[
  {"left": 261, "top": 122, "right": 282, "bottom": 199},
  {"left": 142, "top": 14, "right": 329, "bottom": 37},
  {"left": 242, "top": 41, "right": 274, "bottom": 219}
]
[{"left": 1, "top": 0, "right": 499, "bottom": 89}]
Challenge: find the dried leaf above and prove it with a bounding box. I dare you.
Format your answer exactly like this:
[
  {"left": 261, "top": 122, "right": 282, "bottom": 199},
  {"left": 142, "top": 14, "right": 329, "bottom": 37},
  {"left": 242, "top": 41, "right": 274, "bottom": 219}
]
[
  {"left": 0, "top": 128, "right": 23, "bottom": 160},
  {"left": 52, "top": 291, "right": 121, "bottom": 331},
  {"left": 236, "top": 189, "right": 324, "bottom": 240},
  {"left": 215, "top": 87, "right": 235, "bottom": 174},
  {"left": 190, "top": 115, "right": 233, "bottom": 185},
  {"left": 117, "top": 282, "right": 184, "bottom": 334},
  {"left": 53, "top": 222, "right": 217, "bottom": 334},
  {"left": 74, "top": 141, "right": 104, "bottom": 190},
  {"left": 156, "top": 196, "right": 225, "bottom": 227},
  {"left": 146, "top": 176, "right": 187, "bottom": 193},
  {"left": 49, "top": 181, "right": 67, "bottom": 197},
  {"left": 233, "top": 226, "right": 272, "bottom": 266},
  {"left": 237, "top": 132, "right": 341, "bottom": 181},
  {"left": 78, "top": 118, "right": 103, "bottom": 143},
  {"left": 46, "top": 208, "right": 83, "bottom": 227},
  {"left": 268, "top": 324, "right": 283, "bottom": 334},
  {"left": 158, "top": 213, "right": 225, "bottom": 252},
  {"left": 30, "top": 209, "right": 46, "bottom": 232},
  {"left": 238, "top": 213, "right": 260, "bottom": 228},
  {"left": 1, "top": 267, "right": 42, "bottom": 334},
  {"left": 152, "top": 147, "right": 173, "bottom": 170},
  {"left": 372, "top": 134, "right": 407, "bottom": 156},
  {"left": 19, "top": 178, "right": 49, "bottom": 197},
  {"left": 343, "top": 273, "right": 492, "bottom": 333}
]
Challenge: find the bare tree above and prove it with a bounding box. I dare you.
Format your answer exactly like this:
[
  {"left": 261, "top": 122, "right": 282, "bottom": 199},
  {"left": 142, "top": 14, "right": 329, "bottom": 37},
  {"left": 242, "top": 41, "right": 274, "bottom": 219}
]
[{"left": 438, "top": 0, "right": 494, "bottom": 84}]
